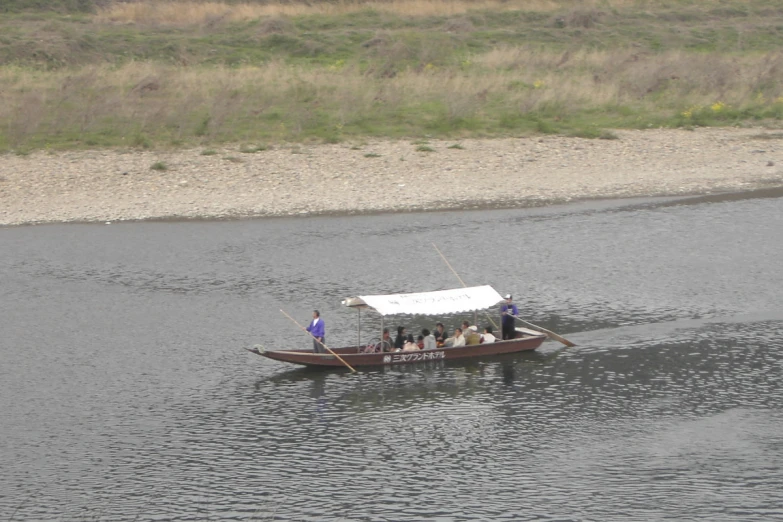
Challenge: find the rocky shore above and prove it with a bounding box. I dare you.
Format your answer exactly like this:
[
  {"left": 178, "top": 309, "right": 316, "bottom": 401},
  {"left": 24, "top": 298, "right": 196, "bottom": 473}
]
[{"left": 1, "top": 128, "right": 782, "bottom": 226}]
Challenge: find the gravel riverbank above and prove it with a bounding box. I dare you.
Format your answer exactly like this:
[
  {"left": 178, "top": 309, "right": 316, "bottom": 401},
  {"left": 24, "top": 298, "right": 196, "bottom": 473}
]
[{"left": 1, "top": 128, "right": 782, "bottom": 226}]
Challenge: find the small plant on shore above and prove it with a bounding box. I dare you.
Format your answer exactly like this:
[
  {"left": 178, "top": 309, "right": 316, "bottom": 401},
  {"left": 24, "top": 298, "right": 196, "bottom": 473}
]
[
  {"left": 681, "top": 106, "right": 699, "bottom": 119},
  {"left": 201, "top": 149, "right": 217, "bottom": 155},
  {"left": 536, "top": 119, "right": 558, "bottom": 135},
  {"left": 599, "top": 130, "right": 619, "bottom": 140},
  {"left": 194, "top": 116, "right": 210, "bottom": 137},
  {"left": 150, "top": 161, "right": 167, "bottom": 171},
  {"left": 239, "top": 144, "right": 269, "bottom": 153},
  {"left": 569, "top": 128, "right": 601, "bottom": 139},
  {"left": 224, "top": 156, "right": 243, "bottom": 163},
  {"left": 416, "top": 145, "right": 435, "bottom": 152},
  {"left": 364, "top": 152, "right": 381, "bottom": 158},
  {"left": 750, "top": 132, "right": 783, "bottom": 140},
  {"left": 447, "top": 143, "right": 465, "bottom": 149},
  {"left": 132, "top": 132, "right": 152, "bottom": 149},
  {"left": 320, "top": 134, "right": 342, "bottom": 144}
]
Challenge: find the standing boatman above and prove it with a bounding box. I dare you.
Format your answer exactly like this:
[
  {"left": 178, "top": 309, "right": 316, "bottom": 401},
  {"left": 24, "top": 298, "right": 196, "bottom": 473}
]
[
  {"left": 500, "top": 294, "right": 518, "bottom": 340},
  {"left": 306, "top": 310, "right": 325, "bottom": 353}
]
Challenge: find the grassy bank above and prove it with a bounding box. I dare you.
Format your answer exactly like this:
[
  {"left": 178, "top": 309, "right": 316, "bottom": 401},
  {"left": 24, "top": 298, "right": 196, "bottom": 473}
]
[{"left": 1, "top": 0, "right": 783, "bottom": 151}]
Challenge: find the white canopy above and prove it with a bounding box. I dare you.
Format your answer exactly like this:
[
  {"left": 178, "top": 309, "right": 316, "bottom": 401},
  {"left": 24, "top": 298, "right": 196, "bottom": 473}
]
[{"left": 345, "top": 285, "right": 504, "bottom": 316}]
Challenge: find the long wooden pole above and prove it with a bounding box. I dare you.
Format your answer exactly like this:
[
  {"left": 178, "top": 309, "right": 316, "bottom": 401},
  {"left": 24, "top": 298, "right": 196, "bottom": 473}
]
[
  {"left": 510, "top": 315, "right": 576, "bottom": 347},
  {"left": 432, "top": 242, "right": 469, "bottom": 288},
  {"left": 280, "top": 309, "right": 357, "bottom": 373},
  {"left": 432, "top": 243, "right": 499, "bottom": 330}
]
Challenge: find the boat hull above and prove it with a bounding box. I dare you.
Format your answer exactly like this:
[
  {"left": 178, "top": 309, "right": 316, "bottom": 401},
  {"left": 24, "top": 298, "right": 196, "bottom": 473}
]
[{"left": 252, "top": 334, "right": 546, "bottom": 368}]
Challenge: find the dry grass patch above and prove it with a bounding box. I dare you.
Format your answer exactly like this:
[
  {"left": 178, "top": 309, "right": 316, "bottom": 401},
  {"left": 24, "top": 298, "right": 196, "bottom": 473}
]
[
  {"left": 2, "top": 48, "right": 783, "bottom": 150},
  {"left": 95, "top": 0, "right": 693, "bottom": 26}
]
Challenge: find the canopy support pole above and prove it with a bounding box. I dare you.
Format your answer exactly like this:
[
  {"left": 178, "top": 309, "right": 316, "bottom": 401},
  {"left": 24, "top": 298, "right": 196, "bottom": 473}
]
[{"left": 358, "top": 308, "right": 361, "bottom": 351}]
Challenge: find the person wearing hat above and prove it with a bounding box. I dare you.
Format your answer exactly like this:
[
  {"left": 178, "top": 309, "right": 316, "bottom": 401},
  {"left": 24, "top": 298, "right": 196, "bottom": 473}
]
[
  {"left": 461, "top": 321, "right": 479, "bottom": 345},
  {"left": 500, "top": 294, "right": 518, "bottom": 340},
  {"left": 306, "top": 310, "right": 326, "bottom": 353},
  {"left": 465, "top": 325, "right": 481, "bottom": 346}
]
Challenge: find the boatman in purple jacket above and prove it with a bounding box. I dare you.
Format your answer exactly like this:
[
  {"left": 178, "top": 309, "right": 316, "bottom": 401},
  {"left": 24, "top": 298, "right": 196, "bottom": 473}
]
[
  {"left": 500, "top": 294, "right": 518, "bottom": 340},
  {"left": 306, "top": 310, "right": 326, "bottom": 353}
]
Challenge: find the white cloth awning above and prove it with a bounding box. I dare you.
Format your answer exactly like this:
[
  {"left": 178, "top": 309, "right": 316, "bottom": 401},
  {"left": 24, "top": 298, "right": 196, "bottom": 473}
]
[{"left": 347, "top": 285, "right": 504, "bottom": 316}]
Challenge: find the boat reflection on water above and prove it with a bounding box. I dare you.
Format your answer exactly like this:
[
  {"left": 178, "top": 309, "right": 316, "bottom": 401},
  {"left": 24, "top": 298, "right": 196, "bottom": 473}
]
[{"left": 256, "top": 348, "right": 558, "bottom": 409}]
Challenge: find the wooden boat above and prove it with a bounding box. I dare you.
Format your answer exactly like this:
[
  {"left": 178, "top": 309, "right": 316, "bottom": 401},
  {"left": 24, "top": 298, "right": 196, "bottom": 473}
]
[
  {"left": 250, "top": 332, "right": 545, "bottom": 368},
  {"left": 250, "top": 285, "right": 547, "bottom": 369}
]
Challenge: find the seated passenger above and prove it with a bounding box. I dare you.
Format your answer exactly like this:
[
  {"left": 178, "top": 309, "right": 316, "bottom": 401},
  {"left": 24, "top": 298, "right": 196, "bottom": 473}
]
[
  {"left": 416, "top": 335, "right": 425, "bottom": 349},
  {"left": 394, "top": 326, "right": 407, "bottom": 351},
  {"left": 445, "top": 327, "right": 466, "bottom": 347},
  {"left": 481, "top": 326, "right": 496, "bottom": 344},
  {"left": 465, "top": 325, "right": 481, "bottom": 345},
  {"left": 421, "top": 328, "right": 436, "bottom": 350},
  {"left": 434, "top": 322, "right": 449, "bottom": 347},
  {"left": 402, "top": 339, "right": 420, "bottom": 351},
  {"left": 380, "top": 328, "right": 394, "bottom": 352},
  {"left": 364, "top": 328, "right": 395, "bottom": 353}
]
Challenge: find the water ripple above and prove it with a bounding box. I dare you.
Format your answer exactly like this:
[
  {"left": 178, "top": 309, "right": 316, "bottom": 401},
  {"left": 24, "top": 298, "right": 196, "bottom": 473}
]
[{"left": 2, "top": 195, "right": 783, "bottom": 520}]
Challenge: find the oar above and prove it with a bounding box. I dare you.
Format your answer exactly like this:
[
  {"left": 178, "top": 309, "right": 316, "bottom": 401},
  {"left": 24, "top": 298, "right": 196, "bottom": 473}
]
[
  {"left": 279, "top": 309, "right": 357, "bottom": 373},
  {"left": 511, "top": 315, "right": 576, "bottom": 347},
  {"left": 432, "top": 243, "right": 500, "bottom": 330}
]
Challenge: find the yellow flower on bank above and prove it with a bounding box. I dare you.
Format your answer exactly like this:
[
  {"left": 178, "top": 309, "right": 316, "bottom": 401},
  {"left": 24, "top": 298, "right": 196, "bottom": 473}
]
[
  {"left": 711, "top": 101, "right": 726, "bottom": 113},
  {"left": 533, "top": 80, "right": 545, "bottom": 89}
]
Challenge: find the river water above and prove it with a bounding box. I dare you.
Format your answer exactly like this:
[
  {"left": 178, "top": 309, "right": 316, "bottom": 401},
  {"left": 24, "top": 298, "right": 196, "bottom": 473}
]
[{"left": 2, "top": 190, "right": 782, "bottom": 521}]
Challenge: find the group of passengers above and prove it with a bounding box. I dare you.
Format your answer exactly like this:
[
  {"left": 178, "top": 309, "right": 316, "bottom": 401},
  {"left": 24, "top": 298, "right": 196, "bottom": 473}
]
[{"left": 366, "top": 321, "right": 497, "bottom": 353}]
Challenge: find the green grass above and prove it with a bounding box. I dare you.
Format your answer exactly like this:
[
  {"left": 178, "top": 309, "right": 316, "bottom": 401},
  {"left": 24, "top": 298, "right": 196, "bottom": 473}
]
[
  {"left": 239, "top": 144, "right": 269, "bottom": 153},
  {"left": 5, "top": 1, "right": 783, "bottom": 70},
  {"left": 1, "top": 0, "right": 783, "bottom": 151},
  {"left": 0, "top": 0, "right": 94, "bottom": 14}
]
